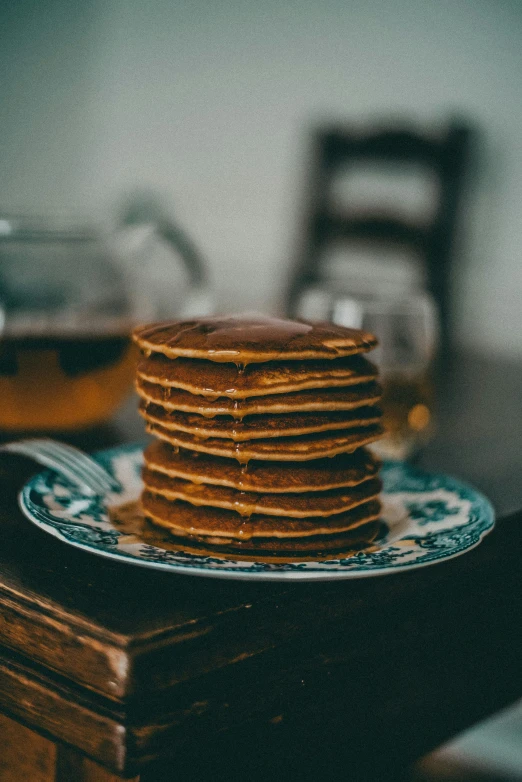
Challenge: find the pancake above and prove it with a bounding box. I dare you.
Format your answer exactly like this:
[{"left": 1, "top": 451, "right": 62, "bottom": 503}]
[
  {"left": 143, "top": 441, "right": 380, "bottom": 492},
  {"left": 137, "top": 353, "right": 378, "bottom": 399},
  {"left": 146, "top": 421, "right": 384, "bottom": 462},
  {"left": 108, "top": 499, "right": 383, "bottom": 563},
  {"left": 140, "top": 401, "right": 382, "bottom": 441},
  {"left": 136, "top": 378, "right": 382, "bottom": 418},
  {"left": 145, "top": 521, "right": 382, "bottom": 562},
  {"left": 142, "top": 466, "right": 382, "bottom": 518},
  {"left": 142, "top": 492, "right": 381, "bottom": 539},
  {"left": 133, "top": 315, "right": 377, "bottom": 363}
]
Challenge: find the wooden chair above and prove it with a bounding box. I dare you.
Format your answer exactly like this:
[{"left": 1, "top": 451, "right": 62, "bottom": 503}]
[{"left": 287, "top": 120, "right": 472, "bottom": 349}]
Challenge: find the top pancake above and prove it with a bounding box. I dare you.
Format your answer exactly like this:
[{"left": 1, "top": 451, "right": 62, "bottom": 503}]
[
  {"left": 137, "top": 353, "right": 378, "bottom": 399},
  {"left": 133, "top": 315, "right": 377, "bottom": 364}
]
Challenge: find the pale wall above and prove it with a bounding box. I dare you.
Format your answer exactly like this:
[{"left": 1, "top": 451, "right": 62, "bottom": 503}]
[{"left": 1, "top": 0, "right": 522, "bottom": 355}]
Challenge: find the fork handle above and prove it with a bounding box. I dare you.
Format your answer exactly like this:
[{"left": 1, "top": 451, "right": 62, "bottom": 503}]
[{"left": 0, "top": 442, "right": 98, "bottom": 495}]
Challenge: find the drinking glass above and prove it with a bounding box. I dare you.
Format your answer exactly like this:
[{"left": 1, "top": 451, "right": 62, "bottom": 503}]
[{"left": 295, "top": 285, "right": 439, "bottom": 460}]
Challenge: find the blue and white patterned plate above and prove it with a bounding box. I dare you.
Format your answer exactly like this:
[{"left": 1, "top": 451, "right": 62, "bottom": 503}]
[{"left": 19, "top": 443, "right": 495, "bottom": 581}]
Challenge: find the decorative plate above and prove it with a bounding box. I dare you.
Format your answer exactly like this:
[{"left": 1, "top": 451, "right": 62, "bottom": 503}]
[{"left": 19, "top": 443, "right": 495, "bottom": 581}]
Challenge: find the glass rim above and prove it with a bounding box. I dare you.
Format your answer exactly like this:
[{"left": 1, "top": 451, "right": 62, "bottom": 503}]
[
  {"left": 0, "top": 214, "right": 98, "bottom": 241},
  {"left": 300, "top": 282, "right": 435, "bottom": 305},
  {"left": 329, "top": 290, "right": 437, "bottom": 315}
]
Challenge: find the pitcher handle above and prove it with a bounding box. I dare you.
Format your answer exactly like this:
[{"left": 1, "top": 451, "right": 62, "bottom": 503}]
[
  {"left": 155, "top": 213, "right": 206, "bottom": 288},
  {"left": 120, "top": 193, "right": 207, "bottom": 289}
]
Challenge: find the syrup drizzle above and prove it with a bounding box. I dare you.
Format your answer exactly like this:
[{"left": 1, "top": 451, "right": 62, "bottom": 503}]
[{"left": 238, "top": 461, "right": 249, "bottom": 490}]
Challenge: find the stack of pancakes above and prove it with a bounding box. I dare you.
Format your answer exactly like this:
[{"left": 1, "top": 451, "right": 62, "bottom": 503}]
[{"left": 133, "top": 316, "right": 384, "bottom": 561}]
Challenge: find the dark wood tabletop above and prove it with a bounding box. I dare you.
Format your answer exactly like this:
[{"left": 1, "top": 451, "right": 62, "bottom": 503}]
[{"left": 0, "top": 350, "right": 521, "bottom": 781}]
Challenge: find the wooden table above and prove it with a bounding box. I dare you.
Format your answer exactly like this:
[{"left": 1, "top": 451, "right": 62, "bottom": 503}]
[{"left": 0, "top": 351, "right": 521, "bottom": 781}]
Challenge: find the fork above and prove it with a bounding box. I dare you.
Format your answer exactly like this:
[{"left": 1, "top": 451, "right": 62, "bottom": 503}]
[{"left": 0, "top": 438, "right": 121, "bottom": 496}]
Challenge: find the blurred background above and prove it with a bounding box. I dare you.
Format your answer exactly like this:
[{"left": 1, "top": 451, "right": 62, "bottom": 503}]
[{"left": 1, "top": 0, "right": 522, "bottom": 354}]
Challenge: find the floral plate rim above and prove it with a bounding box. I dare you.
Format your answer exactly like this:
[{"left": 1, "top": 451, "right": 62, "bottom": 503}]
[{"left": 19, "top": 442, "right": 495, "bottom": 581}]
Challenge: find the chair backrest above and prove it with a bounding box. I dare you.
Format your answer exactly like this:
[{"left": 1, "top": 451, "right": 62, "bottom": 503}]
[{"left": 287, "top": 120, "right": 472, "bottom": 349}]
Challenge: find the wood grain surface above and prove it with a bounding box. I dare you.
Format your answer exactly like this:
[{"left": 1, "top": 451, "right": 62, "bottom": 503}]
[{"left": 0, "top": 714, "right": 139, "bottom": 782}]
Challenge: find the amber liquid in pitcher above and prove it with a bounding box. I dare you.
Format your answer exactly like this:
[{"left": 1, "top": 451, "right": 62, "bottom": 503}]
[{"left": 0, "top": 333, "right": 138, "bottom": 431}]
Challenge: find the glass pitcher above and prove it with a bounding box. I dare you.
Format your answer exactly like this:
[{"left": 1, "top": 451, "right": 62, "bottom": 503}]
[{"left": 0, "top": 208, "right": 213, "bottom": 431}]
